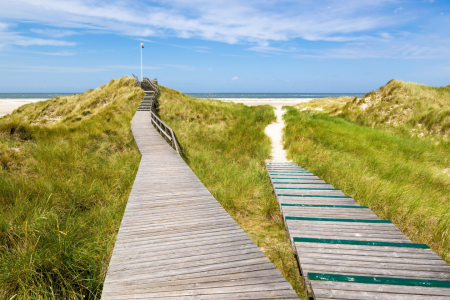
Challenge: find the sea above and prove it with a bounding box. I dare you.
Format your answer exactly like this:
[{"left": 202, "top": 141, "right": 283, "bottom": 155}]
[
  {"left": 0, "top": 93, "right": 75, "bottom": 99},
  {"left": 0, "top": 92, "right": 365, "bottom": 100}
]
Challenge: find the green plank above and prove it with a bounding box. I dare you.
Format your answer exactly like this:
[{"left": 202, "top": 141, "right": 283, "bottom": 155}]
[
  {"left": 269, "top": 173, "right": 312, "bottom": 174},
  {"left": 270, "top": 174, "right": 313, "bottom": 176},
  {"left": 278, "top": 194, "right": 352, "bottom": 198},
  {"left": 273, "top": 178, "right": 323, "bottom": 180},
  {"left": 266, "top": 166, "right": 305, "bottom": 170},
  {"left": 267, "top": 168, "right": 305, "bottom": 169},
  {"left": 308, "top": 273, "right": 448, "bottom": 287},
  {"left": 271, "top": 174, "right": 316, "bottom": 176},
  {"left": 268, "top": 171, "right": 310, "bottom": 172},
  {"left": 294, "top": 237, "right": 428, "bottom": 248},
  {"left": 285, "top": 216, "right": 391, "bottom": 223},
  {"left": 275, "top": 187, "right": 338, "bottom": 190},
  {"left": 273, "top": 182, "right": 331, "bottom": 185},
  {"left": 281, "top": 204, "right": 368, "bottom": 208}
]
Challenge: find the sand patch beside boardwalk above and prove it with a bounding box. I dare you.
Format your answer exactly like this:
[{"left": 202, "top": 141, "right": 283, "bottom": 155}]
[{"left": 0, "top": 99, "right": 46, "bottom": 117}]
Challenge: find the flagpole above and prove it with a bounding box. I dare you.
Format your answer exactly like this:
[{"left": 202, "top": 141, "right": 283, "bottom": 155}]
[{"left": 140, "top": 44, "right": 143, "bottom": 81}]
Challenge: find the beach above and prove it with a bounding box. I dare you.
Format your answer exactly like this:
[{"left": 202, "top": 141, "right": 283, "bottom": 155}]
[
  {"left": 208, "top": 98, "right": 313, "bottom": 106},
  {"left": 0, "top": 97, "right": 313, "bottom": 118},
  {"left": 0, "top": 99, "right": 46, "bottom": 117}
]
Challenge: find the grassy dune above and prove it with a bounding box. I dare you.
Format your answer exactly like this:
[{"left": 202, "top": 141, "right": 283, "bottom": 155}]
[
  {"left": 158, "top": 87, "right": 306, "bottom": 298},
  {"left": 297, "top": 80, "right": 450, "bottom": 140},
  {"left": 0, "top": 77, "right": 143, "bottom": 299},
  {"left": 340, "top": 80, "right": 450, "bottom": 138},
  {"left": 284, "top": 80, "right": 450, "bottom": 264},
  {"left": 1, "top": 79, "right": 306, "bottom": 299}
]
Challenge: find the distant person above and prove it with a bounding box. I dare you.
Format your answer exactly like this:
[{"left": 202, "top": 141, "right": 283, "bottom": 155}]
[{"left": 152, "top": 78, "right": 158, "bottom": 85}]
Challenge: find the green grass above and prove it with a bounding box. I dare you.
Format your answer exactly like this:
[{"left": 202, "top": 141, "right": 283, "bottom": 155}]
[
  {"left": 0, "top": 77, "right": 143, "bottom": 299},
  {"left": 283, "top": 106, "right": 450, "bottom": 263},
  {"left": 0, "top": 79, "right": 307, "bottom": 299},
  {"left": 338, "top": 79, "right": 450, "bottom": 139},
  {"left": 158, "top": 87, "right": 306, "bottom": 298}
]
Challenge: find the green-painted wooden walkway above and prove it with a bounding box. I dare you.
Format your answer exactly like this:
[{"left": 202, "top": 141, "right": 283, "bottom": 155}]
[
  {"left": 266, "top": 161, "right": 450, "bottom": 299},
  {"left": 99, "top": 111, "right": 298, "bottom": 299}
]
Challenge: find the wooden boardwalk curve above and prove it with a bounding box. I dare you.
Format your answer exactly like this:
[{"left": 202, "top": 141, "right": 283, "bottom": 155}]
[
  {"left": 266, "top": 161, "right": 450, "bottom": 300},
  {"left": 100, "top": 111, "right": 298, "bottom": 299}
]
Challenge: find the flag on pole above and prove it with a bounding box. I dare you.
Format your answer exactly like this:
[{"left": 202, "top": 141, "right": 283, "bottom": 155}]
[{"left": 141, "top": 43, "right": 144, "bottom": 48}]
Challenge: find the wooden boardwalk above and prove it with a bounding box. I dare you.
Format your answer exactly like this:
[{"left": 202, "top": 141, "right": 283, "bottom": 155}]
[
  {"left": 266, "top": 161, "right": 450, "bottom": 299},
  {"left": 100, "top": 111, "right": 298, "bottom": 299}
]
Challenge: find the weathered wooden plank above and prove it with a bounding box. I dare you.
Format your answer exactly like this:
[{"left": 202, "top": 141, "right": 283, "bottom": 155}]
[
  {"left": 266, "top": 161, "right": 450, "bottom": 299},
  {"left": 310, "top": 281, "right": 450, "bottom": 296},
  {"left": 101, "top": 113, "right": 298, "bottom": 299}
]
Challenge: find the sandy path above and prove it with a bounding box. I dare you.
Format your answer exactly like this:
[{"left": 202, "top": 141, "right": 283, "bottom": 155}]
[
  {"left": 215, "top": 99, "right": 312, "bottom": 162},
  {"left": 264, "top": 105, "right": 289, "bottom": 162}
]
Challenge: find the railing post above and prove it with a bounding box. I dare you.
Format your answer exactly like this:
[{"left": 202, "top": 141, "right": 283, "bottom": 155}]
[
  {"left": 148, "top": 108, "right": 182, "bottom": 154},
  {"left": 171, "top": 129, "right": 178, "bottom": 153}
]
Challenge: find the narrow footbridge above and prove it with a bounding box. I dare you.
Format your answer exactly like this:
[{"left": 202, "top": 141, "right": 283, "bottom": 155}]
[
  {"left": 266, "top": 161, "right": 450, "bottom": 299},
  {"left": 100, "top": 110, "right": 298, "bottom": 299}
]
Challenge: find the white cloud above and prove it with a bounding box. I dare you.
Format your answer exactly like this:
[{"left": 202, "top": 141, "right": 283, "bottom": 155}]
[
  {"left": 0, "top": 0, "right": 447, "bottom": 60},
  {"left": 0, "top": 64, "right": 160, "bottom": 73},
  {"left": 139, "top": 38, "right": 209, "bottom": 53},
  {"left": 231, "top": 76, "right": 239, "bottom": 80},
  {"left": 0, "top": 65, "right": 107, "bottom": 72},
  {"left": 378, "top": 32, "right": 393, "bottom": 39},
  {"left": 0, "top": 21, "right": 75, "bottom": 48},
  {"left": 36, "top": 51, "right": 76, "bottom": 56},
  {"left": 0, "top": 22, "right": 9, "bottom": 31},
  {"left": 0, "top": 0, "right": 396, "bottom": 45},
  {"left": 246, "top": 46, "right": 297, "bottom": 54},
  {"left": 30, "top": 28, "right": 78, "bottom": 38}
]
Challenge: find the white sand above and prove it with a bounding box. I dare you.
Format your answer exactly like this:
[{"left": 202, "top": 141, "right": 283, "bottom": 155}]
[
  {"left": 0, "top": 99, "right": 46, "bottom": 117},
  {"left": 217, "top": 98, "right": 313, "bottom": 162},
  {"left": 264, "top": 106, "right": 289, "bottom": 162},
  {"left": 214, "top": 98, "right": 313, "bottom": 107},
  {"left": 217, "top": 98, "right": 314, "bottom": 162}
]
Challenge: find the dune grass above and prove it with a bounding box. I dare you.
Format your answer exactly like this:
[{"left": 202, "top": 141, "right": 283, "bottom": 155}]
[
  {"left": 0, "top": 78, "right": 307, "bottom": 299},
  {"left": 338, "top": 79, "right": 450, "bottom": 139},
  {"left": 0, "top": 77, "right": 143, "bottom": 299},
  {"left": 158, "top": 86, "right": 306, "bottom": 298},
  {"left": 294, "top": 96, "right": 352, "bottom": 112},
  {"left": 283, "top": 106, "right": 450, "bottom": 263}
]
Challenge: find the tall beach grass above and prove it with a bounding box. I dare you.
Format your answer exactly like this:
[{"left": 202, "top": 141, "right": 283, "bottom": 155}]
[
  {"left": 158, "top": 87, "right": 306, "bottom": 298},
  {"left": 0, "top": 77, "right": 143, "bottom": 299},
  {"left": 284, "top": 106, "right": 450, "bottom": 263}
]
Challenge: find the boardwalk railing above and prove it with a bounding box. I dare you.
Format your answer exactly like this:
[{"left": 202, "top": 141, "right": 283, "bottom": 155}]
[
  {"left": 150, "top": 109, "right": 184, "bottom": 154},
  {"left": 143, "top": 77, "right": 161, "bottom": 98},
  {"left": 131, "top": 74, "right": 183, "bottom": 154}
]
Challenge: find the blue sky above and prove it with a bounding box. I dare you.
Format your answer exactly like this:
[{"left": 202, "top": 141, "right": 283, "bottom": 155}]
[{"left": 0, "top": 0, "right": 449, "bottom": 93}]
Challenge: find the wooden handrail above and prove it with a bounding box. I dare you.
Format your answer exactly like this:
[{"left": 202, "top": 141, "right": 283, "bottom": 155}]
[
  {"left": 149, "top": 110, "right": 184, "bottom": 154},
  {"left": 133, "top": 74, "right": 182, "bottom": 154},
  {"left": 143, "top": 77, "right": 161, "bottom": 98}
]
